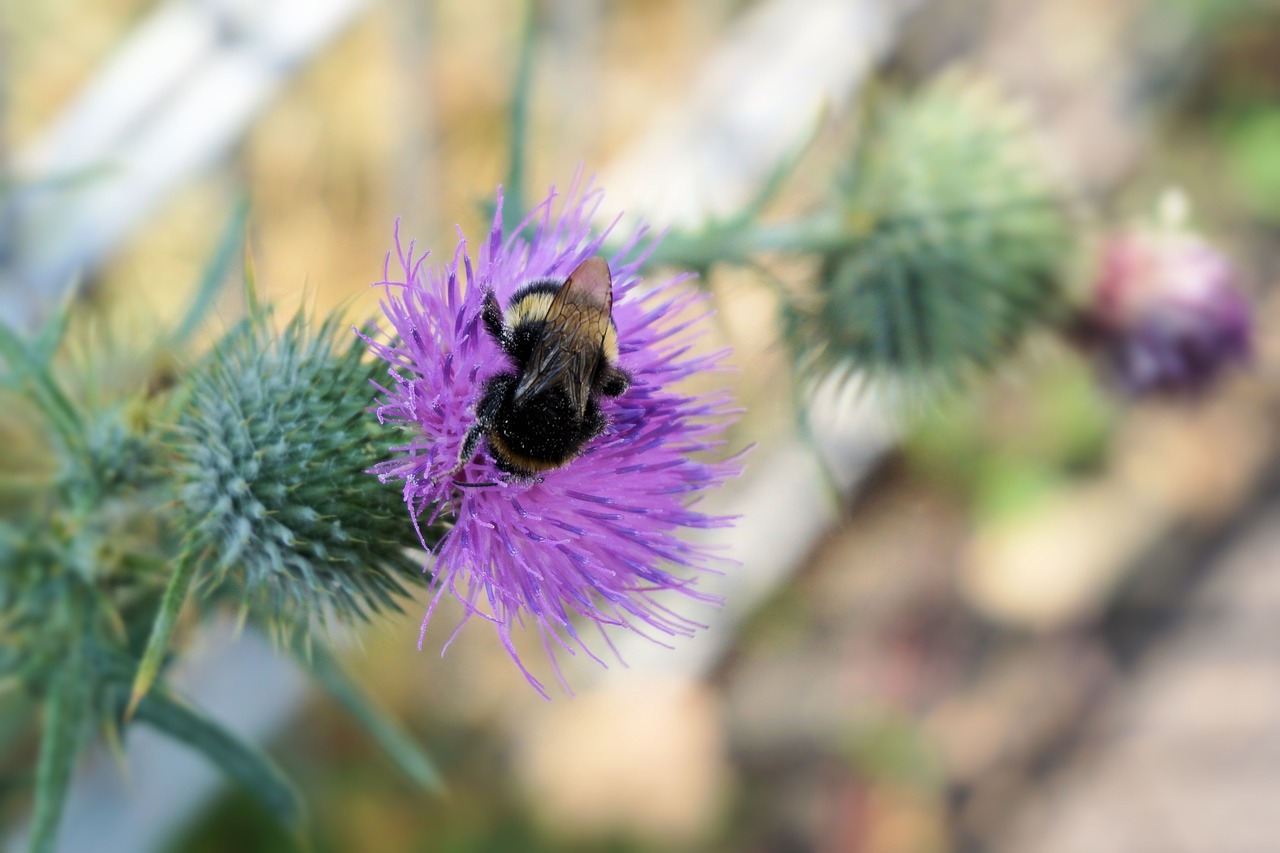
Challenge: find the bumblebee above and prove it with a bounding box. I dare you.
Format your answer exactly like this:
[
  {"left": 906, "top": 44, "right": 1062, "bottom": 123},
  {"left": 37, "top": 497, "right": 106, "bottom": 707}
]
[{"left": 455, "top": 256, "right": 631, "bottom": 480}]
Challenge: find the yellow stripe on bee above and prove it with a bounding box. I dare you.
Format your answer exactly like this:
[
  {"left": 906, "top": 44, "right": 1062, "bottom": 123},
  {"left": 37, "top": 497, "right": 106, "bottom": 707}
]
[
  {"left": 507, "top": 292, "right": 556, "bottom": 327},
  {"left": 507, "top": 290, "right": 621, "bottom": 364},
  {"left": 602, "top": 323, "right": 618, "bottom": 363}
]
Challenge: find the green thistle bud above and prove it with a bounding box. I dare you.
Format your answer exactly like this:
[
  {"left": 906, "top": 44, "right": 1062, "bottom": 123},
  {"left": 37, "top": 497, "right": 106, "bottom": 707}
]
[
  {"left": 171, "top": 310, "right": 428, "bottom": 628},
  {"left": 804, "top": 74, "right": 1073, "bottom": 388}
]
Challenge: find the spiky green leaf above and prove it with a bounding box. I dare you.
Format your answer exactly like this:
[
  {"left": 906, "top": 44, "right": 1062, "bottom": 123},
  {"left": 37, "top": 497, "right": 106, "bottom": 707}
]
[
  {"left": 128, "top": 551, "right": 199, "bottom": 717},
  {"left": 132, "top": 687, "right": 306, "bottom": 835},
  {"left": 29, "top": 635, "right": 88, "bottom": 853},
  {"left": 172, "top": 197, "right": 251, "bottom": 347},
  {"left": 0, "top": 320, "right": 83, "bottom": 451}
]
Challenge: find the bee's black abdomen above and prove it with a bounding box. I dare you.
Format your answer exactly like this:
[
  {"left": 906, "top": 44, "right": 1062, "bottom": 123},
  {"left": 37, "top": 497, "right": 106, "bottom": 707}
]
[{"left": 492, "top": 386, "right": 601, "bottom": 474}]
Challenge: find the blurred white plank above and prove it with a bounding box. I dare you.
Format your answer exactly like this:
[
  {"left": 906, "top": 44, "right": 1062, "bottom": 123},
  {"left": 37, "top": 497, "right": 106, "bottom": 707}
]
[
  {"left": 603, "top": 0, "right": 915, "bottom": 226},
  {"left": 0, "top": 0, "right": 370, "bottom": 329}
]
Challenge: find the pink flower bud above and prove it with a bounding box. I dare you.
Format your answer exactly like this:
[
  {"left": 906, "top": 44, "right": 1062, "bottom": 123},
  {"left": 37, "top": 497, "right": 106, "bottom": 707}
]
[{"left": 1078, "top": 229, "right": 1251, "bottom": 395}]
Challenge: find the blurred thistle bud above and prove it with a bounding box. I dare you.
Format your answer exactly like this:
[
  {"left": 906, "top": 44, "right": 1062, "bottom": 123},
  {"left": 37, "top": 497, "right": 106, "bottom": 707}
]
[
  {"left": 0, "top": 522, "right": 67, "bottom": 681},
  {"left": 1072, "top": 205, "right": 1251, "bottom": 396},
  {"left": 171, "top": 310, "right": 427, "bottom": 628},
  {"left": 802, "top": 75, "right": 1072, "bottom": 389}
]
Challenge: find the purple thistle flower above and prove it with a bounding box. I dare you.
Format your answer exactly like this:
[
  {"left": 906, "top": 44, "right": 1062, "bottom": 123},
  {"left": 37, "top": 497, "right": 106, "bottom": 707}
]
[
  {"left": 1077, "top": 228, "right": 1252, "bottom": 396},
  {"left": 364, "top": 181, "right": 742, "bottom": 696}
]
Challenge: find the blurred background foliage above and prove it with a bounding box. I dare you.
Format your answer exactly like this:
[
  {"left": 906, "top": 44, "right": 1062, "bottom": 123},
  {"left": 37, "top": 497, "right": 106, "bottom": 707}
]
[{"left": 2, "top": 0, "right": 1279, "bottom": 851}]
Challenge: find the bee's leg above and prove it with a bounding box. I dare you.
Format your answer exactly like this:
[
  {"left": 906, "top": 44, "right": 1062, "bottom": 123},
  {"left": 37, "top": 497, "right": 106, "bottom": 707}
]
[
  {"left": 600, "top": 367, "right": 630, "bottom": 397},
  {"left": 453, "top": 373, "right": 514, "bottom": 472},
  {"left": 476, "top": 373, "right": 514, "bottom": 421},
  {"left": 481, "top": 290, "right": 508, "bottom": 347},
  {"left": 454, "top": 422, "right": 484, "bottom": 471},
  {"left": 584, "top": 398, "right": 608, "bottom": 442}
]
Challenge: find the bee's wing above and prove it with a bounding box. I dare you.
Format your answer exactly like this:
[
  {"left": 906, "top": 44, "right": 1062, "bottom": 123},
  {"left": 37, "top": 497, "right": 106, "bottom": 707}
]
[{"left": 512, "top": 257, "right": 613, "bottom": 415}]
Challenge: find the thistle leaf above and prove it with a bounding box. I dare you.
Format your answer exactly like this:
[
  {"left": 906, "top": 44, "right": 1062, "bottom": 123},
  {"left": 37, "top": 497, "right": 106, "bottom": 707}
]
[
  {"left": 0, "top": 320, "right": 83, "bottom": 450},
  {"left": 32, "top": 281, "right": 79, "bottom": 368},
  {"left": 172, "top": 197, "right": 251, "bottom": 348},
  {"left": 305, "top": 646, "right": 445, "bottom": 795},
  {"left": 128, "top": 551, "right": 199, "bottom": 719},
  {"left": 132, "top": 687, "right": 307, "bottom": 836},
  {"left": 242, "top": 236, "right": 264, "bottom": 325},
  {"left": 29, "top": 636, "right": 88, "bottom": 853}
]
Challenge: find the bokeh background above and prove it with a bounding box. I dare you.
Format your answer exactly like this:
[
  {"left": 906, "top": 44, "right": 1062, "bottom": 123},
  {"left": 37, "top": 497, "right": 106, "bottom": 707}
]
[{"left": 3, "top": 0, "right": 1280, "bottom": 850}]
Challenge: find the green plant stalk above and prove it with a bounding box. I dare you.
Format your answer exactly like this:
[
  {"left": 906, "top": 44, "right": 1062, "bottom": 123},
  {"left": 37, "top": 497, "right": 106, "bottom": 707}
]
[
  {"left": 93, "top": 647, "right": 308, "bottom": 838},
  {"left": 644, "top": 213, "right": 850, "bottom": 269},
  {"left": 502, "top": 0, "right": 538, "bottom": 239},
  {"left": 305, "top": 645, "right": 445, "bottom": 795},
  {"left": 641, "top": 196, "right": 1067, "bottom": 271}
]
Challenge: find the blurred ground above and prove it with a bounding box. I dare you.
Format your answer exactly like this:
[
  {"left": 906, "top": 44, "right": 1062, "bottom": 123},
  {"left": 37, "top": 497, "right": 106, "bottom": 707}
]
[{"left": 996, "top": 497, "right": 1280, "bottom": 853}]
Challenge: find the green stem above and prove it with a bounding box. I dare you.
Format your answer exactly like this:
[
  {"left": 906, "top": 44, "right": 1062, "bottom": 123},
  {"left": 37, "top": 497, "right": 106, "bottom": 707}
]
[
  {"left": 0, "top": 322, "right": 84, "bottom": 455},
  {"left": 172, "top": 196, "right": 250, "bottom": 348},
  {"left": 0, "top": 474, "right": 46, "bottom": 497},
  {"left": 503, "top": 0, "right": 538, "bottom": 239},
  {"left": 636, "top": 196, "right": 1065, "bottom": 271},
  {"left": 305, "top": 645, "right": 445, "bottom": 795},
  {"left": 642, "top": 214, "right": 850, "bottom": 269}
]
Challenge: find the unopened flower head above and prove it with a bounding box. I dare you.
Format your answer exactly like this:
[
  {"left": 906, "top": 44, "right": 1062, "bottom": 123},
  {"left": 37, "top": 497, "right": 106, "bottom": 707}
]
[
  {"left": 174, "top": 311, "right": 426, "bottom": 629},
  {"left": 808, "top": 74, "right": 1070, "bottom": 389},
  {"left": 1079, "top": 228, "right": 1251, "bottom": 395},
  {"left": 366, "top": 182, "right": 741, "bottom": 695}
]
